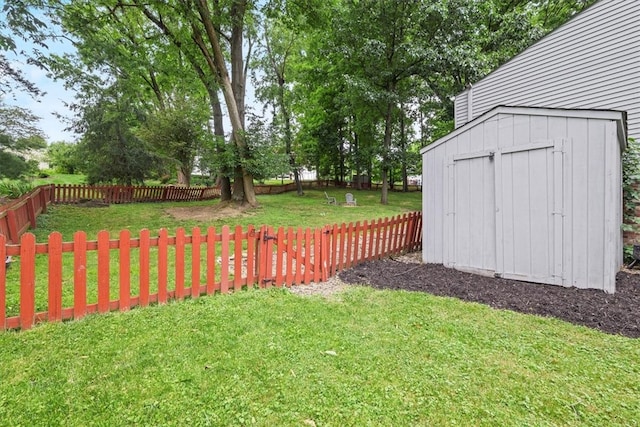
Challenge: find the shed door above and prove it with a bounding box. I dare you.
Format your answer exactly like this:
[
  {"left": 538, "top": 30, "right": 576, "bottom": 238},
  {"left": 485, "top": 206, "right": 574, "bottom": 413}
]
[
  {"left": 452, "top": 152, "right": 496, "bottom": 273},
  {"left": 494, "top": 141, "right": 563, "bottom": 285}
]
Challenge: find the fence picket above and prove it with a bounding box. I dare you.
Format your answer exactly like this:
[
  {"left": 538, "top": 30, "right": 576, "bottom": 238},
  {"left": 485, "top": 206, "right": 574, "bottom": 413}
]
[
  {"left": 234, "top": 225, "right": 243, "bottom": 290},
  {"left": 285, "top": 227, "right": 294, "bottom": 286},
  {"left": 275, "top": 227, "right": 285, "bottom": 287},
  {"left": 192, "top": 227, "right": 201, "bottom": 299},
  {"left": 304, "top": 228, "right": 312, "bottom": 284},
  {"left": 20, "top": 233, "right": 36, "bottom": 330},
  {"left": 206, "top": 227, "right": 216, "bottom": 294},
  {"left": 119, "top": 229, "right": 131, "bottom": 311},
  {"left": 175, "top": 228, "right": 185, "bottom": 299},
  {"left": 140, "top": 229, "right": 151, "bottom": 306},
  {"left": 48, "top": 232, "right": 63, "bottom": 322},
  {"left": 264, "top": 226, "right": 275, "bottom": 287},
  {"left": 158, "top": 229, "right": 169, "bottom": 303},
  {"left": 220, "top": 226, "right": 230, "bottom": 293},
  {"left": 295, "top": 228, "right": 303, "bottom": 284},
  {"left": 74, "top": 232, "right": 87, "bottom": 319},
  {"left": 313, "top": 228, "right": 321, "bottom": 283},
  {"left": 97, "top": 231, "right": 110, "bottom": 313},
  {"left": 246, "top": 225, "right": 256, "bottom": 286}
]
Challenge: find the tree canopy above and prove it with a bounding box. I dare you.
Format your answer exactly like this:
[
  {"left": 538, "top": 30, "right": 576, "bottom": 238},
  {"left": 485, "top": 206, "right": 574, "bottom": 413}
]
[{"left": 3, "top": 0, "right": 596, "bottom": 204}]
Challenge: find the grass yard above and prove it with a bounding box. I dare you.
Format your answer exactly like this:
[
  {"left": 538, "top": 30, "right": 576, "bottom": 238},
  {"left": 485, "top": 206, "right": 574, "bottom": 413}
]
[
  {"left": 30, "top": 188, "right": 422, "bottom": 240},
  {"left": 0, "top": 287, "right": 638, "bottom": 426},
  {"left": 3, "top": 188, "right": 637, "bottom": 425}
]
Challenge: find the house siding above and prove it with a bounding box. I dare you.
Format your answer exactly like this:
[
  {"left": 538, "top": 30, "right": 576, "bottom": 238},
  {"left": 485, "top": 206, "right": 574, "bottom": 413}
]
[{"left": 454, "top": 0, "right": 640, "bottom": 140}]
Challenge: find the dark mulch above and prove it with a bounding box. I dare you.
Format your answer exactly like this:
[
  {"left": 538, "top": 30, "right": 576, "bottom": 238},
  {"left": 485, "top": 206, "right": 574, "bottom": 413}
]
[{"left": 338, "top": 258, "right": 640, "bottom": 338}]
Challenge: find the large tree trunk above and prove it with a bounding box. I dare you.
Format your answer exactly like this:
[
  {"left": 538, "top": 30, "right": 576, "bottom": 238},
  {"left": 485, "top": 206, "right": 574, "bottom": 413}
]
[
  {"left": 400, "top": 110, "right": 408, "bottom": 192},
  {"left": 196, "top": 0, "right": 257, "bottom": 207},
  {"left": 381, "top": 100, "right": 393, "bottom": 205},
  {"left": 177, "top": 167, "right": 190, "bottom": 186},
  {"left": 207, "top": 85, "right": 231, "bottom": 200}
]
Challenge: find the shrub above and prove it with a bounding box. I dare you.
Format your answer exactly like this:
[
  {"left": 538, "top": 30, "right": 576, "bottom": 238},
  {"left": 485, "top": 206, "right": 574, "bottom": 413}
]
[{"left": 0, "top": 179, "right": 34, "bottom": 199}]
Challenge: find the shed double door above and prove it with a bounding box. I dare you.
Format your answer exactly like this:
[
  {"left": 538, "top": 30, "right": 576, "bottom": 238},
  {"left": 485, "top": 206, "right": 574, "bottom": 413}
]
[{"left": 452, "top": 141, "right": 563, "bottom": 285}]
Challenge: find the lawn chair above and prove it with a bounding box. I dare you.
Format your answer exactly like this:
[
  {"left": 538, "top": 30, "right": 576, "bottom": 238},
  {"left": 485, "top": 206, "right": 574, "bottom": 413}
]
[
  {"left": 345, "top": 193, "right": 357, "bottom": 206},
  {"left": 324, "top": 191, "right": 337, "bottom": 205}
]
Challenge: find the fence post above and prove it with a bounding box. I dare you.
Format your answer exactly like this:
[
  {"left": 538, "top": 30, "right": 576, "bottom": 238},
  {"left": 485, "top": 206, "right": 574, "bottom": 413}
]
[
  {"left": 6, "top": 210, "right": 19, "bottom": 243},
  {"left": 26, "top": 197, "right": 37, "bottom": 229}
]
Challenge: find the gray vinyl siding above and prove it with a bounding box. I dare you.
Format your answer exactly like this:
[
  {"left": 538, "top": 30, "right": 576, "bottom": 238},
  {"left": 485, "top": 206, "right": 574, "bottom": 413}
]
[{"left": 454, "top": 0, "right": 640, "bottom": 140}]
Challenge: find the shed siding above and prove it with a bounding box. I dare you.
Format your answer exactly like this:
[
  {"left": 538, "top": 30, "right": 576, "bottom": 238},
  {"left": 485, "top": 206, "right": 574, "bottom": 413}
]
[
  {"left": 455, "top": 0, "right": 640, "bottom": 140},
  {"left": 423, "top": 107, "right": 624, "bottom": 292}
]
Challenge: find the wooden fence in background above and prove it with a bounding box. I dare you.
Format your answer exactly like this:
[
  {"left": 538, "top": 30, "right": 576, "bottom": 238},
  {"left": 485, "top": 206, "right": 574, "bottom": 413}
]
[
  {"left": 53, "top": 184, "right": 222, "bottom": 204},
  {"left": 0, "top": 185, "right": 55, "bottom": 244},
  {"left": 0, "top": 212, "right": 422, "bottom": 331}
]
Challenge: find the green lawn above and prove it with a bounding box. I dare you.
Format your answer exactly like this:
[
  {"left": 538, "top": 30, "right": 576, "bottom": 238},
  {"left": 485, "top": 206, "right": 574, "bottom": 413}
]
[
  {"left": 0, "top": 287, "right": 638, "bottom": 426},
  {"left": 30, "top": 188, "right": 422, "bottom": 240},
  {"left": 3, "top": 189, "right": 637, "bottom": 425}
]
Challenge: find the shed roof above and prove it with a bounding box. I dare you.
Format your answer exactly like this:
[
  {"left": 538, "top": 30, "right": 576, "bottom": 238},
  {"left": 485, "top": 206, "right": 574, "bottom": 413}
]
[{"left": 421, "top": 105, "right": 628, "bottom": 155}]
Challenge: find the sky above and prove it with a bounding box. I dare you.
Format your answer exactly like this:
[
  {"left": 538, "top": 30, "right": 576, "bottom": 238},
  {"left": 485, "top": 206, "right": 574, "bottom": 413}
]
[
  {"left": 1, "top": 6, "right": 266, "bottom": 146},
  {"left": 3, "top": 22, "right": 78, "bottom": 144}
]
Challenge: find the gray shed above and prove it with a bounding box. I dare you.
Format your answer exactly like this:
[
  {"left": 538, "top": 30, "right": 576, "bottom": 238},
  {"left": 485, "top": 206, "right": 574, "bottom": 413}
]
[{"left": 421, "top": 106, "right": 627, "bottom": 293}]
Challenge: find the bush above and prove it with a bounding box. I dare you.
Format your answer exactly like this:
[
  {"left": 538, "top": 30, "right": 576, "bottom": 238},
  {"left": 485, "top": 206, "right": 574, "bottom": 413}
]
[{"left": 0, "top": 179, "right": 34, "bottom": 199}]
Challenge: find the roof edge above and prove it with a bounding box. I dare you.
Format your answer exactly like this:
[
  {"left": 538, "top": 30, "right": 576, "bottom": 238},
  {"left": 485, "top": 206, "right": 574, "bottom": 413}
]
[{"left": 421, "top": 105, "right": 627, "bottom": 154}]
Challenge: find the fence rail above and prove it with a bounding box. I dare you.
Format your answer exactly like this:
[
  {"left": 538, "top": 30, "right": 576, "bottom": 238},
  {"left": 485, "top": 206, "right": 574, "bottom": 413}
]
[{"left": 0, "top": 212, "right": 422, "bottom": 331}]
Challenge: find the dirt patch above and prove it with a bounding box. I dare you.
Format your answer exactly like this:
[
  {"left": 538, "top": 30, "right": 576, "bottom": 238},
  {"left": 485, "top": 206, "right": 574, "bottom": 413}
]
[
  {"left": 338, "top": 256, "right": 640, "bottom": 338},
  {"left": 165, "top": 203, "right": 253, "bottom": 222}
]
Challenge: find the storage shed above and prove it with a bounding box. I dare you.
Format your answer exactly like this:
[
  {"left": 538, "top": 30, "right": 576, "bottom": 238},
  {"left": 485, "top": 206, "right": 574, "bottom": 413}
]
[{"left": 421, "top": 106, "right": 627, "bottom": 293}]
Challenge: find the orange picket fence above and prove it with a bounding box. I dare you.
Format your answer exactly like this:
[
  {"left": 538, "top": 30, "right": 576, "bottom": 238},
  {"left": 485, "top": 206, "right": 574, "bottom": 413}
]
[{"left": 0, "top": 212, "right": 422, "bottom": 331}]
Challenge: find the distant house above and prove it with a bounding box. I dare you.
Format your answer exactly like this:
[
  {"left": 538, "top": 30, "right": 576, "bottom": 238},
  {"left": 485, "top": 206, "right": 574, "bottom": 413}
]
[{"left": 454, "top": 0, "right": 640, "bottom": 140}]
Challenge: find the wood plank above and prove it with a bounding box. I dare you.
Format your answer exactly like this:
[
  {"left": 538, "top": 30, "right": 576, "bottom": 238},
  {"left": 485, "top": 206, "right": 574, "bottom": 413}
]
[
  {"left": 73, "top": 231, "right": 87, "bottom": 319},
  {"left": 158, "top": 228, "right": 169, "bottom": 303},
  {"left": 220, "top": 226, "right": 230, "bottom": 293},
  {"left": 20, "top": 233, "right": 36, "bottom": 330},
  {"left": 276, "top": 227, "right": 285, "bottom": 286},
  {"left": 48, "top": 232, "right": 63, "bottom": 322},
  {"left": 139, "top": 229, "right": 150, "bottom": 306},
  {"left": 119, "top": 229, "right": 131, "bottom": 311},
  {"left": 234, "top": 225, "right": 243, "bottom": 290},
  {"left": 192, "top": 227, "right": 201, "bottom": 298},
  {"left": 97, "top": 230, "right": 110, "bottom": 313},
  {"left": 175, "top": 228, "right": 186, "bottom": 299}
]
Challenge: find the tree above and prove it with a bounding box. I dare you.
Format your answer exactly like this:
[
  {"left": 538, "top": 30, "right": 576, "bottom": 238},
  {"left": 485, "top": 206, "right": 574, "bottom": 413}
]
[
  {"left": 136, "top": 97, "right": 210, "bottom": 186},
  {"left": 46, "top": 0, "right": 260, "bottom": 206},
  {"left": 0, "top": 104, "right": 46, "bottom": 179},
  {"left": 0, "top": 1, "right": 47, "bottom": 98},
  {"left": 74, "top": 86, "right": 158, "bottom": 185},
  {"left": 46, "top": 141, "right": 80, "bottom": 174}
]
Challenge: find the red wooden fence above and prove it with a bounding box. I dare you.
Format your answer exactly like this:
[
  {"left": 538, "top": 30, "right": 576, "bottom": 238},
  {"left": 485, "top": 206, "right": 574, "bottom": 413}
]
[
  {"left": 0, "top": 185, "right": 54, "bottom": 244},
  {"left": 53, "top": 184, "right": 222, "bottom": 204},
  {"left": 0, "top": 212, "right": 422, "bottom": 330}
]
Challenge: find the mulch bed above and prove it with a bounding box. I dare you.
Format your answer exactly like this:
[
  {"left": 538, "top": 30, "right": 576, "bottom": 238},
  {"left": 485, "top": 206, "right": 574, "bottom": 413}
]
[{"left": 338, "top": 259, "right": 640, "bottom": 338}]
